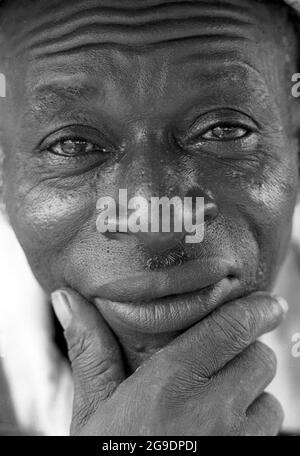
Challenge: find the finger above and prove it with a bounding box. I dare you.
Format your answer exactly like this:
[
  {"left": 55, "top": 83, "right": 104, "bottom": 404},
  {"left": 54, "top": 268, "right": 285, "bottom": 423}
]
[
  {"left": 162, "top": 293, "right": 287, "bottom": 379},
  {"left": 216, "top": 341, "right": 277, "bottom": 410},
  {"left": 245, "top": 392, "right": 284, "bottom": 436},
  {"left": 51, "top": 289, "right": 125, "bottom": 410}
]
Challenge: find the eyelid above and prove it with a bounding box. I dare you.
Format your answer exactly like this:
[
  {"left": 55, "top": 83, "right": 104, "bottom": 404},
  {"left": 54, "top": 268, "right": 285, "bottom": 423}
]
[
  {"left": 37, "top": 124, "right": 113, "bottom": 152},
  {"left": 185, "top": 109, "right": 260, "bottom": 139},
  {"left": 47, "top": 138, "right": 106, "bottom": 159},
  {"left": 202, "top": 125, "right": 249, "bottom": 141},
  {"left": 48, "top": 136, "right": 102, "bottom": 150}
]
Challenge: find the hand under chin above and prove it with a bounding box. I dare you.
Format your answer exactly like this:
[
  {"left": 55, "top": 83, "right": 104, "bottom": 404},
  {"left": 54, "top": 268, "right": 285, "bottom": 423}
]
[{"left": 115, "top": 329, "right": 181, "bottom": 373}]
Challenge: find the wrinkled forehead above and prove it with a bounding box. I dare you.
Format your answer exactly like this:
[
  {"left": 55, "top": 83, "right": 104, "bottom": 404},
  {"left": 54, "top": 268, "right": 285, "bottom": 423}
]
[
  {"left": 0, "top": 0, "right": 296, "bottom": 115},
  {"left": 0, "top": 0, "right": 292, "bottom": 56}
]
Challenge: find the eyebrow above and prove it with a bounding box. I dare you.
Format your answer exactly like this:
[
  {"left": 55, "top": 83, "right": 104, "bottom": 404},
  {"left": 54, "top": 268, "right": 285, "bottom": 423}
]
[
  {"left": 32, "top": 82, "right": 100, "bottom": 103},
  {"left": 25, "top": 82, "right": 102, "bottom": 122},
  {"left": 184, "top": 61, "right": 272, "bottom": 99},
  {"left": 23, "top": 60, "right": 272, "bottom": 127}
]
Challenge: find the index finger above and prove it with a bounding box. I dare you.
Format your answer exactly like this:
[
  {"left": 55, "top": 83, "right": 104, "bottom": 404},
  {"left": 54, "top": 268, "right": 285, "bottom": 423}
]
[{"left": 162, "top": 293, "right": 287, "bottom": 379}]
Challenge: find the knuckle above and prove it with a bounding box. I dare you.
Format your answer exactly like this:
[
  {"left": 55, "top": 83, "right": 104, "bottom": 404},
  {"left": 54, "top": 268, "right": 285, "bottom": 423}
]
[
  {"left": 247, "top": 393, "right": 284, "bottom": 436},
  {"left": 210, "top": 305, "right": 255, "bottom": 349},
  {"left": 66, "top": 325, "right": 90, "bottom": 365},
  {"left": 264, "top": 393, "right": 284, "bottom": 422},
  {"left": 210, "top": 405, "right": 244, "bottom": 436},
  {"left": 67, "top": 327, "right": 119, "bottom": 397},
  {"left": 252, "top": 341, "right": 277, "bottom": 376},
  {"left": 71, "top": 403, "right": 94, "bottom": 433},
  {"left": 164, "top": 366, "right": 210, "bottom": 401},
  {"left": 149, "top": 350, "right": 209, "bottom": 404}
]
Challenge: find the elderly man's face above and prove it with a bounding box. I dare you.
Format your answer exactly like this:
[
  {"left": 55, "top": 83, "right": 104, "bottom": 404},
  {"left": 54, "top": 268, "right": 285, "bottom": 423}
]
[{"left": 1, "top": 0, "right": 299, "bottom": 364}]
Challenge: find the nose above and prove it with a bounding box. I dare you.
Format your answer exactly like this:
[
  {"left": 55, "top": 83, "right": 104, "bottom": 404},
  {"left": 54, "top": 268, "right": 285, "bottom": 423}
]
[
  {"left": 132, "top": 193, "right": 218, "bottom": 253},
  {"left": 103, "top": 134, "right": 219, "bottom": 253},
  {"left": 107, "top": 187, "right": 219, "bottom": 253},
  {"left": 136, "top": 227, "right": 186, "bottom": 254}
]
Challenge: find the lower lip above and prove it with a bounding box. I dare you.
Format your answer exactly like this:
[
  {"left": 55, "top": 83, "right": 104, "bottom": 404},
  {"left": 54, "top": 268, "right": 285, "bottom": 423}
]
[{"left": 94, "top": 276, "right": 237, "bottom": 334}]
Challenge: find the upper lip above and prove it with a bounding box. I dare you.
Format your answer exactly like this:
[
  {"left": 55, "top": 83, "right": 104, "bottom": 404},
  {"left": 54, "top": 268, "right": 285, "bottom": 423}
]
[{"left": 92, "top": 257, "right": 238, "bottom": 304}]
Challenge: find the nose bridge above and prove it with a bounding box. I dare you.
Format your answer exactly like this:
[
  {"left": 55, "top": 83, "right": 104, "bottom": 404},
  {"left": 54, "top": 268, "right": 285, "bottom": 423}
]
[
  {"left": 118, "top": 130, "right": 179, "bottom": 201},
  {"left": 109, "top": 128, "right": 219, "bottom": 253}
]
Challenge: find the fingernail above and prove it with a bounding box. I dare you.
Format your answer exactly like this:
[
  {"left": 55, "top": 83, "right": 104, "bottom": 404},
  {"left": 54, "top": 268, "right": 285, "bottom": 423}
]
[
  {"left": 51, "top": 290, "right": 72, "bottom": 330},
  {"left": 273, "top": 295, "right": 289, "bottom": 315}
]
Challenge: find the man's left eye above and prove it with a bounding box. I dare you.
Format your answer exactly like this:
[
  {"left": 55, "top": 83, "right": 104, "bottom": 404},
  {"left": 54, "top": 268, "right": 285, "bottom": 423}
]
[
  {"left": 49, "top": 138, "right": 104, "bottom": 157},
  {"left": 201, "top": 126, "right": 249, "bottom": 141}
]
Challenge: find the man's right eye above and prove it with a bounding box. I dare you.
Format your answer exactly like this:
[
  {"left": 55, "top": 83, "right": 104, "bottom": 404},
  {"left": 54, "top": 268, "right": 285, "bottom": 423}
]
[{"left": 48, "top": 138, "right": 107, "bottom": 157}]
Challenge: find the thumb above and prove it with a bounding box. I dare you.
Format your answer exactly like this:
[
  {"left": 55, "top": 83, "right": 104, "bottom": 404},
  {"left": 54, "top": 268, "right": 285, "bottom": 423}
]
[{"left": 51, "top": 289, "right": 125, "bottom": 418}]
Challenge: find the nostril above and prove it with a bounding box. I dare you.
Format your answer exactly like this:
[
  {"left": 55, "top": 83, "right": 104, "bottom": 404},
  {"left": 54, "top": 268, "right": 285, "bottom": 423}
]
[
  {"left": 184, "top": 187, "right": 218, "bottom": 226},
  {"left": 137, "top": 230, "right": 186, "bottom": 253}
]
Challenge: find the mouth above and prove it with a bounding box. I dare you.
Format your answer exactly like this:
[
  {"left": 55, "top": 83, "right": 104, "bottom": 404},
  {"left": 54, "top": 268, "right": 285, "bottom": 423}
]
[{"left": 93, "top": 257, "right": 240, "bottom": 333}]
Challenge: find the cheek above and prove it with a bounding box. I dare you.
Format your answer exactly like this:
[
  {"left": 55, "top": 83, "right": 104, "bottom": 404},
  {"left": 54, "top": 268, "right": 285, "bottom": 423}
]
[
  {"left": 192, "top": 140, "right": 298, "bottom": 288},
  {"left": 6, "top": 177, "right": 96, "bottom": 288},
  {"left": 253, "top": 168, "right": 297, "bottom": 283},
  {"left": 250, "top": 159, "right": 297, "bottom": 235},
  {"left": 227, "top": 158, "right": 297, "bottom": 285}
]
